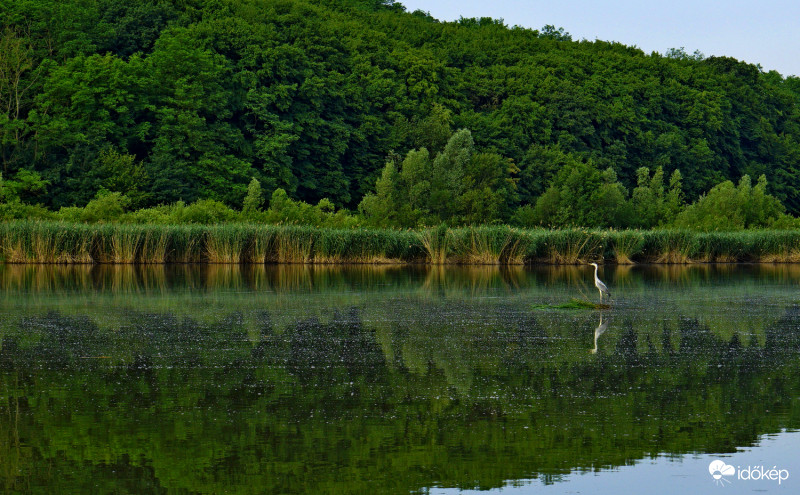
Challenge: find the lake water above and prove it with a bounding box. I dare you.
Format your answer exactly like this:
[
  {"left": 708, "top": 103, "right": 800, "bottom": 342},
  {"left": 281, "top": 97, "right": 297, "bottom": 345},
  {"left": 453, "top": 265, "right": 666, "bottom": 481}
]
[{"left": 1, "top": 263, "right": 799, "bottom": 494}]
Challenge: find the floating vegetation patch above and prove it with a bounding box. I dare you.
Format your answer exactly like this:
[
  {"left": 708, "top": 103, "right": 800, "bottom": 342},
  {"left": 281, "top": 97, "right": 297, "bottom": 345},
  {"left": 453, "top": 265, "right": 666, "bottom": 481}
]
[{"left": 531, "top": 299, "right": 612, "bottom": 310}]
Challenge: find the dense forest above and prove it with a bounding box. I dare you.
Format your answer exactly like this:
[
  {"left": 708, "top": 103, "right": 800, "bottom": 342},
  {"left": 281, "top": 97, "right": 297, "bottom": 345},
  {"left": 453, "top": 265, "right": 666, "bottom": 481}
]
[{"left": 1, "top": 0, "right": 800, "bottom": 229}]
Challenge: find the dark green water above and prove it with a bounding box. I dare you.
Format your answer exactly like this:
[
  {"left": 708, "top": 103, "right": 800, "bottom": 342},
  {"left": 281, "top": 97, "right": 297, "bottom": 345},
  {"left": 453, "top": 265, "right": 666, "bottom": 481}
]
[{"left": 1, "top": 264, "right": 799, "bottom": 494}]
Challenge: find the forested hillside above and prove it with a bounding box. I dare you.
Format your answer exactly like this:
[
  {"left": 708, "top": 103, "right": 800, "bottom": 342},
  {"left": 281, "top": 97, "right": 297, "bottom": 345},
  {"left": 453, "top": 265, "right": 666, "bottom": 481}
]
[{"left": 1, "top": 0, "right": 799, "bottom": 226}]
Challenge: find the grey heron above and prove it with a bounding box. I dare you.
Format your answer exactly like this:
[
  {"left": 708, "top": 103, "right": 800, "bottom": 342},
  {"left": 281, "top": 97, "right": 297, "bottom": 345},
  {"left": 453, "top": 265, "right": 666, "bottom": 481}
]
[{"left": 589, "top": 262, "right": 611, "bottom": 302}]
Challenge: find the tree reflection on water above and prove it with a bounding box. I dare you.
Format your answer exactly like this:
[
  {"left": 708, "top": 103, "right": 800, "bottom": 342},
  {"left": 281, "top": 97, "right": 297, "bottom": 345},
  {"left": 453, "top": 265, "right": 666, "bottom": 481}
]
[{"left": 0, "top": 264, "right": 799, "bottom": 493}]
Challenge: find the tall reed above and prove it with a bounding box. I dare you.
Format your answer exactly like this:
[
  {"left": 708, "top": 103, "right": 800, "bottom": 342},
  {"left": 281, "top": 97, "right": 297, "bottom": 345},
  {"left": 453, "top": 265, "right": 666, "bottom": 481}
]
[
  {"left": 314, "top": 228, "right": 413, "bottom": 263},
  {"left": 271, "top": 226, "right": 316, "bottom": 263},
  {"left": 206, "top": 224, "right": 253, "bottom": 263},
  {"left": 91, "top": 224, "right": 142, "bottom": 263},
  {"left": 3, "top": 221, "right": 800, "bottom": 265},
  {"left": 542, "top": 229, "right": 605, "bottom": 264},
  {"left": 448, "top": 227, "right": 504, "bottom": 264},
  {"left": 139, "top": 227, "right": 171, "bottom": 263},
  {"left": 418, "top": 225, "right": 451, "bottom": 264},
  {"left": 250, "top": 225, "right": 277, "bottom": 264},
  {"left": 694, "top": 232, "right": 753, "bottom": 263},
  {"left": 168, "top": 225, "right": 206, "bottom": 263},
  {"left": 642, "top": 230, "right": 698, "bottom": 264},
  {"left": 502, "top": 228, "right": 534, "bottom": 265},
  {"left": 447, "top": 226, "right": 532, "bottom": 265},
  {"left": 110, "top": 225, "right": 144, "bottom": 263},
  {"left": 752, "top": 230, "right": 800, "bottom": 262},
  {"left": 0, "top": 221, "right": 93, "bottom": 263},
  {"left": 314, "top": 228, "right": 355, "bottom": 263},
  {"left": 608, "top": 230, "right": 645, "bottom": 264}
]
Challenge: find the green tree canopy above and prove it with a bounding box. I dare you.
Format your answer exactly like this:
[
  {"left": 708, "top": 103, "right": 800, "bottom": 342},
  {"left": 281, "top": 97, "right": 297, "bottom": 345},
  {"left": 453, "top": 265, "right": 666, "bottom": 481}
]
[
  {"left": 674, "top": 175, "right": 786, "bottom": 230},
  {"left": 1, "top": 0, "right": 799, "bottom": 222}
]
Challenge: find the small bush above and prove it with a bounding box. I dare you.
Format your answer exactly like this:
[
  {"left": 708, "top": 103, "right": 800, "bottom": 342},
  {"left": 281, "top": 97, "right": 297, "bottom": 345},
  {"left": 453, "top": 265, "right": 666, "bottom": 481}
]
[
  {"left": 57, "top": 191, "right": 131, "bottom": 223},
  {"left": 673, "top": 175, "right": 784, "bottom": 231},
  {"left": 265, "top": 189, "right": 360, "bottom": 228},
  {"left": 169, "top": 199, "right": 237, "bottom": 224},
  {"left": 0, "top": 200, "right": 56, "bottom": 221},
  {"left": 121, "top": 205, "right": 172, "bottom": 224}
]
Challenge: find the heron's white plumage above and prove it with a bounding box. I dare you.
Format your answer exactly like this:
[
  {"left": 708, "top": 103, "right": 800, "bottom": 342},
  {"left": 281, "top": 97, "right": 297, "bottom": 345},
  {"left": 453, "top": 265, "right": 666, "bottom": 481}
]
[{"left": 589, "top": 263, "right": 611, "bottom": 300}]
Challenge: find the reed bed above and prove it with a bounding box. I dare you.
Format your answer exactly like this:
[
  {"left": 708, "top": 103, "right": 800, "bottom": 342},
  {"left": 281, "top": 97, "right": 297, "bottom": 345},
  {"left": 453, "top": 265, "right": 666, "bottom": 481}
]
[
  {"left": 205, "top": 224, "right": 252, "bottom": 263},
  {"left": 271, "top": 226, "right": 316, "bottom": 263},
  {"left": 250, "top": 226, "right": 276, "bottom": 264},
  {"left": 695, "top": 232, "right": 756, "bottom": 263},
  {"left": 608, "top": 230, "right": 645, "bottom": 265},
  {"left": 751, "top": 231, "right": 800, "bottom": 262},
  {"left": 168, "top": 225, "right": 206, "bottom": 263},
  {"left": 140, "top": 228, "right": 171, "bottom": 264},
  {"left": 538, "top": 229, "right": 606, "bottom": 264},
  {"left": 417, "top": 225, "right": 450, "bottom": 264},
  {"left": 1, "top": 221, "right": 800, "bottom": 265},
  {"left": 447, "top": 227, "right": 534, "bottom": 264},
  {"left": 313, "top": 228, "right": 419, "bottom": 263},
  {"left": 108, "top": 226, "right": 143, "bottom": 263},
  {"left": 1, "top": 222, "right": 95, "bottom": 263},
  {"left": 449, "top": 227, "right": 506, "bottom": 264},
  {"left": 641, "top": 230, "right": 699, "bottom": 264}
]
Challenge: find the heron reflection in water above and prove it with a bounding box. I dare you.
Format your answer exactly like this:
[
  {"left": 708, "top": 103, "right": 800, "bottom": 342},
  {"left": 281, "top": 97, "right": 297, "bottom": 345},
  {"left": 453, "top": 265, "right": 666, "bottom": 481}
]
[
  {"left": 589, "top": 262, "right": 611, "bottom": 302},
  {"left": 591, "top": 312, "right": 609, "bottom": 354}
]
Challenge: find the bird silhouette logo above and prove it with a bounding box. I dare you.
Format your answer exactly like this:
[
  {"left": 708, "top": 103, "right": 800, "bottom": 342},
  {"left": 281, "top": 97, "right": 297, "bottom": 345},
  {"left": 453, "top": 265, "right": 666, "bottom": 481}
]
[{"left": 709, "top": 460, "right": 736, "bottom": 486}]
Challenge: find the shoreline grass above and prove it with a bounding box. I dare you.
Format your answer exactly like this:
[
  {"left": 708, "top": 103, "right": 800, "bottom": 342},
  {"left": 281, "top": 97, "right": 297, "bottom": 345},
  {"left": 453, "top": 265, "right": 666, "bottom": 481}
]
[{"left": 1, "top": 221, "right": 800, "bottom": 265}]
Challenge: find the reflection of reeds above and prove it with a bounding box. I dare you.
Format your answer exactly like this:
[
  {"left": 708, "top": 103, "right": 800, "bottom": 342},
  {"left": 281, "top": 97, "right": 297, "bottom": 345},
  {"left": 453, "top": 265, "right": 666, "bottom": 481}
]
[
  {"left": 538, "top": 264, "right": 586, "bottom": 286},
  {"left": 265, "top": 264, "right": 315, "bottom": 290},
  {"left": 757, "top": 262, "right": 800, "bottom": 280},
  {"left": 421, "top": 264, "right": 523, "bottom": 295},
  {"left": 0, "top": 374, "right": 25, "bottom": 492},
  {"left": 107, "top": 265, "right": 141, "bottom": 294},
  {"left": 8, "top": 262, "right": 800, "bottom": 308},
  {"left": 0, "top": 263, "right": 93, "bottom": 292},
  {"left": 205, "top": 264, "right": 245, "bottom": 289}
]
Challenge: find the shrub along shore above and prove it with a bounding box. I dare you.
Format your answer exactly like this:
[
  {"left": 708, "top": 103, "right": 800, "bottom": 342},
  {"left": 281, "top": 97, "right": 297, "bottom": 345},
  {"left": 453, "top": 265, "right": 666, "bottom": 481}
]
[{"left": 3, "top": 222, "right": 800, "bottom": 265}]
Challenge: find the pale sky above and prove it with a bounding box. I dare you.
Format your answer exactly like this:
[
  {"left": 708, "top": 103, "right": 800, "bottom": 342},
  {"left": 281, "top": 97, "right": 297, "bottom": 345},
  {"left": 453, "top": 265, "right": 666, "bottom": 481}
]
[{"left": 398, "top": 0, "right": 800, "bottom": 77}]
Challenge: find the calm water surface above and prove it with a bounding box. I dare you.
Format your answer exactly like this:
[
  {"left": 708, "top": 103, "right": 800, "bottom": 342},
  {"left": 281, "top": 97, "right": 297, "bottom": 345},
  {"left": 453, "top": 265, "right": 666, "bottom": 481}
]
[{"left": 1, "top": 264, "right": 799, "bottom": 494}]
